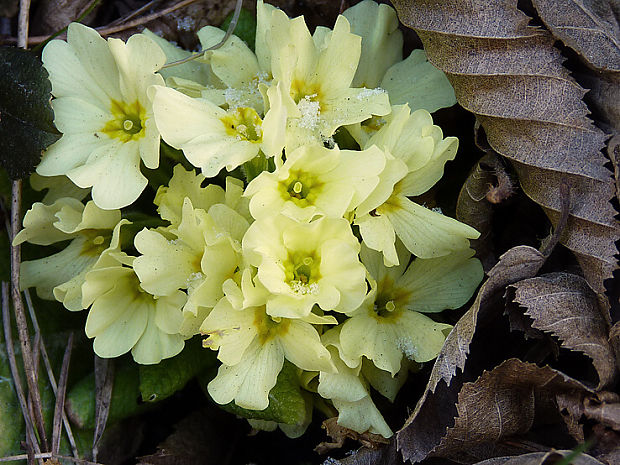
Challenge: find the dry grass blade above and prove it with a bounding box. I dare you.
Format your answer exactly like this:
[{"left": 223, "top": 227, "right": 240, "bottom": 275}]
[
  {"left": 24, "top": 290, "right": 79, "bottom": 458},
  {"left": 1, "top": 282, "right": 41, "bottom": 464},
  {"left": 52, "top": 333, "right": 74, "bottom": 455},
  {"left": 92, "top": 356, "right": 115, "bottom": 462}
]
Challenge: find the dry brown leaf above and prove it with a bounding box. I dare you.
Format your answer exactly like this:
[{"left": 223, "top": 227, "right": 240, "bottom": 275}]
[
  {"left": 473, "top": 450, "right": 606, "bottom": 465},
  {"left": 138, "top": 408, "right": 239, "bottom": 465},
  {"left": 397, "top": 245, "right": 547, "bottom": 463},
  {"left": 325, "top": 440, "right": 400, "bottom": 465},
  {"left": 430, "top": 359, "right": 592, "bottom": 463},
  {"left": 392, "top": 0, "right": 619, "bottom": 299},
  {"left": 511, "top": 272, "right": 617, "bottom": 389},
  {"left": 530, "top": 0, "right": 620, "bottom": 72}
]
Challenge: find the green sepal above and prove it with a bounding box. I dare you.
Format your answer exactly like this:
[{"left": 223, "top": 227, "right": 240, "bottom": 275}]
[
  {"left": 139, "top": 337, "right": 217, "bottom": 403},
  {"left": 0, "top": 47, "right": 61, "bottom": 179}
]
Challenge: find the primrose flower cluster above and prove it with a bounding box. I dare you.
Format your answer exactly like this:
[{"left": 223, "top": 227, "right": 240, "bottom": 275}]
[{"left": 16, "top": 0, "right": 483, "bottom": 438}]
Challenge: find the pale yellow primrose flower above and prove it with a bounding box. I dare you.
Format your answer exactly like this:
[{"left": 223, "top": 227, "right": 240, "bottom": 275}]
[
  {"left": 165, "top": 0, "right": 277, "bottom": 109},
  {"left": 151, "top": 82, "right": 286, "bottom": 177},
  {"left": 242, "top": 215, "right": 366, "bottom": 318},
  {"left": 153, "top": 164, "right": 250, "bottom": 227},
  {"left": 39, "top": 23, "right": 166, "bottom": 210},
  {"left": 354, "top": 105, "right": 479, "bottom": 264},
  {"left": 29, "top": 173, "right": 90, "bottom": 205},
  {"left": 201, "top": 270, "right": 335, "bottom": 410},
  {"left": 343, "top": 0, "right": 455, "bottom": 147},
  {"left": 338, "top": 244, "right": 482, "bottom": 375},
  {"left": 317, "top": 327, "right": 392, "bottom": 438},
  {"left": 244, "top": 144, "right": 385, "bottom": 222},
  {"left": 82, "top": 222, "right": 187, "bottom": 365},
  {"left": 13, "top": 198, "right": 120, "bottom": 311},
  {"left": 133, "top": 196, "right": 249, "bottom": 335},
  {"left": 267, "top": 8, "right": 390, "bottom": 149}
]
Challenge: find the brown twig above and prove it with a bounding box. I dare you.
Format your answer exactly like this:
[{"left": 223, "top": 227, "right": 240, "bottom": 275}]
[
  {"left": 107, "top": 0, "right": 161, "bottom": 27},
  {"left": 12, "top": 0, "right": 49, "bottom": 454},
  {"left": 2, "top": 283, "right": 41, "bottom": 465},
  {"left": 52, "top": 333, "right": 74, "bottom": 456},
  {"left": 2, "top": 0, "right": 201, "bottom": 45}
]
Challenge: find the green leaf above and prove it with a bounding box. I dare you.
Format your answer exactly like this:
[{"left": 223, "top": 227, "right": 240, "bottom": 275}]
[
  {"left": 139, "top": 337, "right": 217, "bottom": 403},
  {"left": 65, "top": 360, "right": 153, "bottom": 429},
  {"left": 0, "top": 47, "right": 60, "bottom": 179},
  {"left": 202, "top": 361, "right": 309, "bottom": 425},
  {"left": 220, "top": 8, "right": 257, "bottom": 51}
]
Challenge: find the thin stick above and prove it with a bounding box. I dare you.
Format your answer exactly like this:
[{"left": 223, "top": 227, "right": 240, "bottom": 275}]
[
  {"left": 17, "top": 0, "right": 30, "bottom": 48},
  {"left": 2, "top": 0, "right": 200, "bottom": 45},
  {"left": 161, "top": 0, "right": 243, "bottom": 68},
  {"left": 107, "top": 0, "right": 160, "bottom": 27},
  {"left": 2, "top": 283, "right": 41, "bottom": 464},
  {"left": 14, "top": 0, "right": 49, "bottom": 454},
  {"left": 24, "top": 291, "right": 79, "bottom": 457},
  {"left": 96, "top": 0, "right": 201, "bottom": 36},
  {"left": 52, "top": 333, "right": 74, "bottom": 455}
]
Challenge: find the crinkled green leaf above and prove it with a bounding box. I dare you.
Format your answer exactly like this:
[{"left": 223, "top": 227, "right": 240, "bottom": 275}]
[
  {"left": 66, "top": 361, "right": 153, "bottom": 429},
  {"left": 0, "top": 47, "right": 60, "bottom": 179},
  {"left": 139, "top": 337, "right": 217, "bottom": 403},
  {"left": 221, "top": 8, "right": 257, "bottom": 51}
]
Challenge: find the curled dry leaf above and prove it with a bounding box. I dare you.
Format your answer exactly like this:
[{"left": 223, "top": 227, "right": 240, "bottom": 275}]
[
  {"left": 456, "top": 152, "right": 507, "bottom": 271},
  {"left": 397, "top": 245, "right": 547, "bottom": 463},
  {"left": 315, "top": 418, "right": 390, "bottom": 455},
  {"left": 391, "top": 0, "right": 619, "bottom": 299},
  {"left": 511, "top": 272, "right": 617, "bottom": 389},
  {"left": 430, "top": 359, "right": 593, "bottom": 464},
  {"left": 473, "top": 450, "right": 606, "bottom": 465}
]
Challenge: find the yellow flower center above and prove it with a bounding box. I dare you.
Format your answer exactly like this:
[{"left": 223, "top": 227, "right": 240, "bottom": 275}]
[
  {"left": 290, "top": 80, "right": 322, "bottom": 106},
  {"left": 284, "top": 252, "right": 321, "bottom": 295},
  {"left": 254, "top": 307, "right": 291, "bottom": 344},
  {"left": 279, "top": 170, "right": 323, "bottom": 207},
  {"left": 80, "top": 232, "right": 111, "bottom": 257},
  {"left": 220, "top": 107, "right": 263, "bottom": 142},
  {"left": 371, "top": 275, "right": 412, "bottom": 321},
  {"left": 102, "top": 99, "right": 146, "bottom": 142}
]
